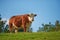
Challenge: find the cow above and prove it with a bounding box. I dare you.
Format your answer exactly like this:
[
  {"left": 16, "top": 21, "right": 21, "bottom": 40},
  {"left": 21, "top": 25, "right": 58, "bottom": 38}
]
[{"left": 9, "top": 13, "right": 37, "bottom": 33}]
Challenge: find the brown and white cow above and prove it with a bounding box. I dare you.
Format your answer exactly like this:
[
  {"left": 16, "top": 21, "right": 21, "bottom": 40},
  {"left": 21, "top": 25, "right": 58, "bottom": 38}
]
[{"left": 9, "top": 13, "right": 37, "bottom": 33}]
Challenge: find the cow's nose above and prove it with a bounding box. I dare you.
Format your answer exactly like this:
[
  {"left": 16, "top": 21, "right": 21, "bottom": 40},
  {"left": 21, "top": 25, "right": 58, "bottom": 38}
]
[{"left": 32, "top": 19, "right": 34, "bottom": 21}]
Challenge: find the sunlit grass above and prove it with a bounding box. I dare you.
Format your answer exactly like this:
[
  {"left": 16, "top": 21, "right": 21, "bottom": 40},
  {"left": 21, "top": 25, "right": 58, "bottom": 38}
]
[{"left": 0, "top": 32, "right": 60, "bottom": 40}]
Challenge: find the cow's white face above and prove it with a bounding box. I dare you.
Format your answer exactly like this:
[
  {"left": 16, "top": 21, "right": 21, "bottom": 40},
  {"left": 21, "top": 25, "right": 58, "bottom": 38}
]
[
  {"left": 28, "top": 13, "right": 37, "bottom": 22},
  {"left": 28, "top": 16, "right": 33, "bottom": 22}
]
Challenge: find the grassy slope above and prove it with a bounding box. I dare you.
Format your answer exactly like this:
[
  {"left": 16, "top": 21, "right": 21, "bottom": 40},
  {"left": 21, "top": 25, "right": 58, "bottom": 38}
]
[{"left": 0, "top": 32, "right": 60, "bottom": 40}]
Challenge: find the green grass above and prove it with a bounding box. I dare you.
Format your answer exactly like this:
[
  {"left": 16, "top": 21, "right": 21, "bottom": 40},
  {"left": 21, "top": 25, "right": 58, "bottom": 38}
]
[{"left": 0, "top": 32, "right": 60, "bottom": 40}]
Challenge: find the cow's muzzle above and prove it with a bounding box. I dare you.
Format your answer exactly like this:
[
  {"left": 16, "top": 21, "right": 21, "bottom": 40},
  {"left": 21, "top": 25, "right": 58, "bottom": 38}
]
[{"left": 32, "top": 19, "right": 34, "bottom": 21}]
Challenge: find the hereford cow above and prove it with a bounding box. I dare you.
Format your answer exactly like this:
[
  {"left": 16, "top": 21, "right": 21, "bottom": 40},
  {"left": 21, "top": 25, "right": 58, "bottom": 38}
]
[{"left": 9, "top": 13, "right": 37, "bottom": 33}]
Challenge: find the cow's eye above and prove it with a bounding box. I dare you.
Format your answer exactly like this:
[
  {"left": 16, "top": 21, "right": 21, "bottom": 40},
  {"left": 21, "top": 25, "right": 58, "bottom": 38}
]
[{"left": 27, "top": 14, "right": 30, "bottom": 16}]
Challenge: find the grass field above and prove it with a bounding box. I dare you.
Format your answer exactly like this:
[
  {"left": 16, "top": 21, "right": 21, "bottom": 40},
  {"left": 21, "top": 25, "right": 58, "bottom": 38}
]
[{"left": 0, "top": 32, "right": 60, "bottom": 40}]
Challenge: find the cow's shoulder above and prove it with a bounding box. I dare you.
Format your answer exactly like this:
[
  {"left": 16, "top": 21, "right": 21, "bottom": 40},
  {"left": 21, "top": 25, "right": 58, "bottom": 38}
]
[{"left": 9, "top": 14, "right": 29, "bottom": 21}]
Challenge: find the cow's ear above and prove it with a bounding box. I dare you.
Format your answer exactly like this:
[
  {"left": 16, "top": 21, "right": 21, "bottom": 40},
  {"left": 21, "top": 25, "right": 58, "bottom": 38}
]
[{"left": 34, "top": 14, "right": 37, "bottom": 16}]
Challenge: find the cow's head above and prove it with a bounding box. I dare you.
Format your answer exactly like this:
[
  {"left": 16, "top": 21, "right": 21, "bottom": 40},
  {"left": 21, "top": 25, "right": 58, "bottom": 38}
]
[{"left": 28, "top": 13, "right": 37, "bottom": 22}]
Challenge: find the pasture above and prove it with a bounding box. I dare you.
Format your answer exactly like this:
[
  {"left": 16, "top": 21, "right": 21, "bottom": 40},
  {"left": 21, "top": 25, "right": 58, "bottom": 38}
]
[{"left": 0, "top": 32, "right": 60, "bottom": 40}]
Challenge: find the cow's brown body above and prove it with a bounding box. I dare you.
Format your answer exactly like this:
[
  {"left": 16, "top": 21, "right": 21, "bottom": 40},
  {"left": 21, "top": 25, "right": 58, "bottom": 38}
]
[{"left": 9, "top": 13, "right": 37, "bottom": 33}]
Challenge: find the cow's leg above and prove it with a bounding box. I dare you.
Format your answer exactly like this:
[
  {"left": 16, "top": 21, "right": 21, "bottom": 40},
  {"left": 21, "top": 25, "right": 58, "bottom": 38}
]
[
  {"left": 15, "top": 28, "right": 18, "bottom": 33},
  {"left": 14, "top": 27, "right": 18, "bottom": 33},
  {"left": 9, "top": 26, "right": 14, "bottom": 33},
  {"left": 22, "top": 24, "right": 26, "bottom": 32},
  {"left": 9, "top": 23, "right": 13, "bottom": 33},
  {"left": 12, "top": 23, "right": 18, "bottom": 33},
  {"left": 26, "top": 27, "right": 29, "bottom": 32},
  {"left": 22, "top": 18, "right": 26, "bottom": 32},
  {"left": 26, "top": 24, "right": 29, "bottom": 32},
  {"left": 26, "top": 23, "right": 31, "bottom": 32},
  {"left": 9, "top": 27, "right": 11, "bottom": 32},
  {"left": 24, "top": 26, "right": 26, "bottom": 32}
]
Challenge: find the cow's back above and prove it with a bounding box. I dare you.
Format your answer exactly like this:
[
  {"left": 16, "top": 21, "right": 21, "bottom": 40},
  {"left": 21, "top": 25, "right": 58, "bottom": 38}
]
[{"left": 9, "top": 15, "right": 22, "bottom": 27}]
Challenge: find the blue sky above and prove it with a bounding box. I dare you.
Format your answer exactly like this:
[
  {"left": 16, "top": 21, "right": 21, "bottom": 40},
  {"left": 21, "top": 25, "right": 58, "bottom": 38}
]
[{"left": 0, "top": 0, "right": 60, "bottom": 32}]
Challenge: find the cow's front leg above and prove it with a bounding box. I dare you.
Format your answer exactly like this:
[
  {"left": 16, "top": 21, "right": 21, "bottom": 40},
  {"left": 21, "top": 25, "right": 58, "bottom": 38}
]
[
  {"left": 22, "top": 24, "right": 26, "bottom": 32},
  {"left": 26, "top": 27, "right": 29, "bottom": 32}
]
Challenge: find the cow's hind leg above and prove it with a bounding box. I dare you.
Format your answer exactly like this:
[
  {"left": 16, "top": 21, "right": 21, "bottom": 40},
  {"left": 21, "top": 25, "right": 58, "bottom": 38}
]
[
  {"left": 9, "top": 24, "right": 13, "bottom": 33},
  {"left": 14, "top": 28, "right": 18, "bottom": 33}
]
